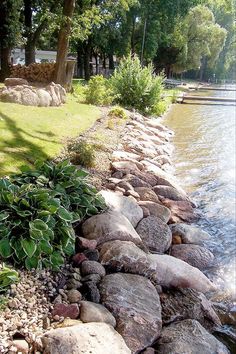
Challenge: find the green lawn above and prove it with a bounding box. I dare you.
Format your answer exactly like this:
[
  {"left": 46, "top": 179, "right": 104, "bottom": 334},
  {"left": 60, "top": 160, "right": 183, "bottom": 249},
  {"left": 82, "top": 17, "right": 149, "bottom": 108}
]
[{"left": 0, "top": 94, "right": 101, "bottom": 176}]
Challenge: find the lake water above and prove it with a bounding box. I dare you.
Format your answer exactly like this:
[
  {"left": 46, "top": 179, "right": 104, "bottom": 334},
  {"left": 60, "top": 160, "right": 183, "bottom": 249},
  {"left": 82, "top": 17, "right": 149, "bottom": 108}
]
[{"left": 164, "top": 88, "right": 236, "bottom": 350}]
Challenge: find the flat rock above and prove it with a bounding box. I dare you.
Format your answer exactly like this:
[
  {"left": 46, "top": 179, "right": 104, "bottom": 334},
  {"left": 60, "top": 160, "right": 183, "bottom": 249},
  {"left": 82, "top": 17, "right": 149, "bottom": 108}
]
[
  {"left": 170, "top": 223, "right": 210, "bottom": 244},
  {"left": 161, "top": 198, "right": 199, "bottom": 223},
  {"left": 80, "top": 301, "right": 116, "bottom": 327},
  {"left": 160, "top": 288, "right": 221, "bottom": 328},
  {"left": 81, "top": 260, "right": 106, "bottom": 277},
  {"left": 136, "top": 216, "right": 172, "bottom": 253},
  {"left": 170, "top": 244, "right": 214, "bottom": 270},
  {"left": 41, "top": 322, "right": 131, "bottom": 354},
  {"left": 124, "top": 174, "right": 150, "bottom": 188},
  {"left": 149, "top": 254, "right": 216, "bottom": 293},
  {"left": 82, "top": 210, "right": 143, "bottom": 247},
  {"left": 52, "top": 303, "right": 80, "bottom": 319},
  {"left": 134, "top": 187, "right": 160, "bottom": 203},
  {"left": 138, "top": 201, "right": 171, "bottom": 223},
  {"left": 112, "top": 150, "right": 141, "bottom": 161},
  {"left": 111, "top": 161, "right": 140, "bottom": 173},
  {"left": 99, "top": 190, "right": 143, "bottom": 227},
  {"left": 157, "top": 319, "right": 230, "bottom": 354},
  {"left": 5, "top": 77, "right": 28, "bottom": 86},
  {"left": 99, "top": 273, "right": 162, "bottom": 353},
  {"left": 153, "top": 185, "right": 189, "bottom": 202},
  {"left": 131, "top": 170, "right": 157, "bottom": 186}
]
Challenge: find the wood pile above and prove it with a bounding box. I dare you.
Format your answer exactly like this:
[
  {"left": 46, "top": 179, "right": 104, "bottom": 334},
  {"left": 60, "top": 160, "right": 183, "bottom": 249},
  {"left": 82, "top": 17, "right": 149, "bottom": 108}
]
[{"left": 10, "top": 62, "right": 55, "bottom": 83}]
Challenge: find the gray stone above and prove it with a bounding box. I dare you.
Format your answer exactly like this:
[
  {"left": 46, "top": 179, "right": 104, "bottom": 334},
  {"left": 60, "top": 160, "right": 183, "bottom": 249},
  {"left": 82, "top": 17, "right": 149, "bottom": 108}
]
[
  {"left": 170, "top": 223, "right": 210, "bottom": 244},
  {"left": 136, "top": 216, "right": 172, "bottom": 253},
  {"left": 170, "top": 244, "right": 214, "bottom": 270},
  {"left": 81, "top": 261, "right": 106, "bottom": 277},
  {"left": 41, "top": 322, "right": 131, "bottom": 354},
  {"left": 111, "top": 160, "right": 140, "bottom": 173},
  {"left": 99, "top": 190, "right": 143, "bottom": 227},
  {"left": 153, "top": 185, "right": 189, "bottom": 202},
  {"left": 124, "top": 174, "right": 150, "bottom": 188},
  {"left": 99, "top": 273, "right": 162, "bottom": 353},
  {"left": 67, "top": 289, "right": 82, "bottom": 303},
  {"left": 5, "top": 77, "right": 28, "bottom": 86},
  {"left": 157, "top": 319, "right": 230, "bottom": 354},
  {"left": 82, "top": 210, "right": 143, "bottom": 247},
  {"left": 138, "top": 201, "right": 171, "bottom": 223},
  {"left": 80, "top": 301, "right": 116, "bottom": 327},
  {"left": 37, "top": 88, "right": 52, "bottom": 107},
  {"left": 161, "top": 198, "right": 199, "bottom": 223}
]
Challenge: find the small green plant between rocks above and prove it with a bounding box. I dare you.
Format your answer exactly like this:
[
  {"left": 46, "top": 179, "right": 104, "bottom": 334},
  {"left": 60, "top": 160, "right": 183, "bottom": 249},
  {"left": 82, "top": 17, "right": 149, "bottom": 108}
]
[
  {"left": 0, "top": 264, "right": 19, "bottom": 293},
  {"left": 68, "top": 140, "right": 96, "bottom": 167},
  {"left": 0, "top": 160, "right": 105, "bottom": 270},
  {"left": 108, "top": 106, "right": 128, "bottom": 120}
]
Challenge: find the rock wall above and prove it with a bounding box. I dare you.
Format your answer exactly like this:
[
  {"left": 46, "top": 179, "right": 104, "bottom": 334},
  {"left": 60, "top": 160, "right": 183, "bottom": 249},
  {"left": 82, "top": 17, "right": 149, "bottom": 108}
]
[{"left": 0, "top": 79, "right": 66, "bottom": 107}]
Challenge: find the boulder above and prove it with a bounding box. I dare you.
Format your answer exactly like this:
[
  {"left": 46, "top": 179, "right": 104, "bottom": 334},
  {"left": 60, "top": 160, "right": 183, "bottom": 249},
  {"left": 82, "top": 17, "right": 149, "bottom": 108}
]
[
  {"left": 81, "top": 261, "right": 106, "bottom": 277},
  {"left": 99, "top": 190, "right": 143, "bottom": 227},
  {"left": 112, "top": 150, "right": 141, "bottom": 161},
  {"left": 170, "top": 244, "right": 214, "bottom": 270},
  {"left": 82, "top": 210, "right": 143, "bottom": 247},
  {"left": 21, "top": 87, "right": 40, "bottom": 106},
  {"left": 161, "top": 198, "right": 199, "bottom": 223},
  {"left": 124, "top": 174, "right": 150, "bottom": 188},
  {"left": 51, "top": 303, "right": 80, "bottom": 319},
  {"left": 99, "top": 240, "right": 152, "bottom": 278},
  {"left": 83, "top": 281, "right": 100, "bottom": 303},
  {"left": 41, "top": 322, "right": 131, "bottom": 354},
  {"left": 37, "top": 88, "right": 52, "bottom": 107},
  {"left": 149, "top": 254, "right": 216, "bottom": 293},
  {"left": 67, "top": 289, "right": 82, "bottom": 303},
  {"left": 131, "top": 170, "right": 157, "bottom": 186},
  {"left": 157, "top": 319, "right": 230, "bottom": 354},
  {"left": 111, "top": 161, "right": 140, "bottom": 173},
  {"left": 153, "top": 185, "right": 189, "bottom": 202},
  {"left": 136, "top": 216, "right": 172, "bottom": 253},
  {"left": 79, "top": 301, "right": 116, "bottom": 327},
  {"left": 138, "top": 201, "right": 171, "bottom": 223},
  {"left": 170, "top": 223, "right": 210, "bottom": 244},
  {"left": 134, "top": 187, "right": 160, "bottom": 203},
  {"left": 5, "top": 77, "right": 28, "bottom": 86},
  {"left": 160, "top": 288, "right": 221, "bottom": 328},
  {"left": 99, "top": 273, "right": 162, "bottom": 353},
  {"left": 77, "top": 237, "right": 97, "bottom": 250}
]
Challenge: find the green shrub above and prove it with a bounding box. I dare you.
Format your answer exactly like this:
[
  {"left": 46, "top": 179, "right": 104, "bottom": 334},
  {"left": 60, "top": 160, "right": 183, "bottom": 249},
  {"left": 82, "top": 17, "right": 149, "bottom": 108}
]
[
  {"left": 153, "top": 99, "right": 168, "bottom": 116},
  {"left": 73, "top": 80, "right": 86, "bottom": 101},
  {"left": 108, "top": 106, "right": 128, "bottom": 120},
  {"left": 68, "top": 140, "right": 96, "bottom": 167},
  {"left": 0, "top": 160, "right": 105, "bottom": 270},
  {"left": 85, "top": 75, "right": 114, "bottom": 106},
  {"left": 110, "top": 55, "right": 164, "bottom": 114},
  {"left": 0, "top": 264, "right": 19, "bottom": 292}
]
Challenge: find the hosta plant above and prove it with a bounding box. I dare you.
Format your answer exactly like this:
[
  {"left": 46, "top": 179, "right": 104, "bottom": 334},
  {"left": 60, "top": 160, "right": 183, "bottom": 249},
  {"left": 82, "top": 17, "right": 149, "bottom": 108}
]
[
  {"left": 0, "top": 160, "right": 105, "bottom": 270},
  {"left": 0, "top": 264, "right": 19, "bottom": 292}
]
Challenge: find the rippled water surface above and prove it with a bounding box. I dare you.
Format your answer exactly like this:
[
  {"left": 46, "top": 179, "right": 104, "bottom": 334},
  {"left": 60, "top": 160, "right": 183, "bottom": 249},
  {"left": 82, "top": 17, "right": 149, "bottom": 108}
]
[{"left": 164, "top": 88, "right": 236, "bottom": 345}]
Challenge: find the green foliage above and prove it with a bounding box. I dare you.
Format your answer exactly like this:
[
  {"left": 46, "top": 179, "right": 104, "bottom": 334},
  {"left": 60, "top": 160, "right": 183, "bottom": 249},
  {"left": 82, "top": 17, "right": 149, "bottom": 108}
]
[
  {"left": 111, "top": 55, "right": 164, "bottom": 115},
  {"left": 0, "top": 264, "right": 19, "bottom": 292},
  {"left": 73, "top": 80, "right": 86, "bottom": 101},
  {"left": 85, "top": 75, "right": 114, "bottom": 106},
  {"left": 108, "top": 106, "right": 128, "bottom": 120},
  {"left": 67, "top": 140, "right": 96, "bottom": 167},
  {"left": 0, "top": 160, "right": 105, "bottom": 270},
  {"left": 153, "top": 100, "right": 168, "bottom": 116}
]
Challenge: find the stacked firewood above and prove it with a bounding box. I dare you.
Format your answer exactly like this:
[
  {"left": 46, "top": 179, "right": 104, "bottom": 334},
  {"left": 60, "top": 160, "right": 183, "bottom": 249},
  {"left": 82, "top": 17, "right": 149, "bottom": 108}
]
[{"left": 10, "top": 62, "right": 56, "bottom": 83}]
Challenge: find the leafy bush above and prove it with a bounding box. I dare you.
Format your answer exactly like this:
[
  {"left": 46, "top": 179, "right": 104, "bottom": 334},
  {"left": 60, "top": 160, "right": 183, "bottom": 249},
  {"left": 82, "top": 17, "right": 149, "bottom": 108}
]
[
  {"left": 0, "top": 160, "right": 105, "bottom": 270},
  {"left": 110, "top": 55, "right": 164, "bottom": 114},
  {"left": 0, "top": 264, "right": 19, "bottom": 292},
  {"left": 108, "top": 106, "right": 128, "bottom": 120},
  {"left": 73, "top": 80, "right": 86, "bottom": 101},
  {"left": 67, "top": 140, "right": 96, "bottom": 167},
  {"left": 153, "top": 100, "right": 168, "bottom": 116},
  {"left": 85, "top": 75, "right": 114, "bottom": 106}
]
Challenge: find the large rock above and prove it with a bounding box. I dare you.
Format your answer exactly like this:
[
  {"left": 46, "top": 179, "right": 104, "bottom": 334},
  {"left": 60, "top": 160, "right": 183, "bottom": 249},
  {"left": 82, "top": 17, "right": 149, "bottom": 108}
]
[
  {"left": 149, "top": 254, "right": 216, "bottom": 293},
  {"left": 99, "top": 240, "right": 152, "bottom": 277},
  {"left": 99, "top": 273, "right": 162, "bottom": 353},
  {"left": 124, "top": 174, "right": 150, "bottom": 188},
  {"left": 111, "top": 161, "right": 140, "bottom": 173},
  {"left": 20, "top": 87, "right": 40, "bottom": 106},
  {"left": 136, "top": 216, "right": 172, "bottom": 253},
  {"left": 160, "top": 288, "right": 221, "bottom": 328},
  {"left": 99, "top": 241, "right": 215, "bottom": 293},
  {"left": 79, "top": 301, "right": 116, "bottom": 327},
  {"left": 134, "top": 187, "right": 160, "bottom": 203},
  {"left": 5, "top": 77, "right": 28, "bottom": 86},
  {"left": 41, "top": 322, "right": 131, "bottom": 354},
  {"left": 170, "top": 244, "right": 214, "bottom": 270},
  {"left": 81, "top": 260, "right": 106, "bottom": 277},
  {"left": 153, "top": 185, "right": 189, "bottom": 202},
  {"left": 131, "top": 170, "right": 157, "bottom": 186},
  {"left": 99, "top": 190, "right": 143, "bottom": 227},
  {"left": 170, "top": 223, "right": 210, "bottom": 244},
  {"left": 138, "top": 201, "right": 171, "bottom": 223},
  {"left": 82, "top": 210, "right": 143, "bottom": 247},
  {"left": 112, "top": 151, "right": 141, "bottom": 161},
  {"left": 37, "top": 88, "right": 52, "bottom": 107},
  {"left": 157, "top": 319, "right": 230, "bottom": 354},
  {"left": 161, "top": 198, "right": 199, "bottom": 223}
]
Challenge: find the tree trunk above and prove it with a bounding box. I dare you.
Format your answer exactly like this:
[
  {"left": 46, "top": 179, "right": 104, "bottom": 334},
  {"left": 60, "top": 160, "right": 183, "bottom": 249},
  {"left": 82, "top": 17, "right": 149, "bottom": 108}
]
[
  {"left": 54, "top": 0, "right": 75, "bottom": 87},
  {"left": 199, "top": 56, "right": 207, "bottom": 82},
  {"left": 77, "top": 42, "right": 84, "bottom": 78},
  {"left": 25, "top": 40, "right": 36, "bottom": 65},
  {"left": 0, "top": 46, "right": 11, "bottom": 81},
  {"left": 24, "top": 0, "right": 35, "bottom": 65},
  {"left": 84, "top": 41, "right": 91, "bottom": 81},
  {"left": 108, "top": 54, "right": 114, "bottom": 70},
  {"left": 131, "top": 16, "right": 136, "bottom": 55}
]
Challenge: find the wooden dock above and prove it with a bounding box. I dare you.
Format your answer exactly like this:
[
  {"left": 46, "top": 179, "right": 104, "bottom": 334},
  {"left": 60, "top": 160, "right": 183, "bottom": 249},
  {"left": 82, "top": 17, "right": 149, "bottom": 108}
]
[
  {"left": 178, "top": 94, "right": 236, "bottom": 104},
  {"left": 189, "top": 86, "right": 236, "bottom": 92}
]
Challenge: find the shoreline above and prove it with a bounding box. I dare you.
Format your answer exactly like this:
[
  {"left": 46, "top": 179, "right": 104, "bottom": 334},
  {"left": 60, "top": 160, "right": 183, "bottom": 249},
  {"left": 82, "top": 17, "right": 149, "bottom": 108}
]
[{"left": 0, "top": 108, "right": 232, "bottom": 353}]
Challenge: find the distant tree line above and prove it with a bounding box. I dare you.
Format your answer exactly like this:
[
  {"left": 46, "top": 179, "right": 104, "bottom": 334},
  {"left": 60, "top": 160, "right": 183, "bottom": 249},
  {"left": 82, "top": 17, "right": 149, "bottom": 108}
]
[{"left": 0, "top": 0, "right": 235, "bottom": 83}]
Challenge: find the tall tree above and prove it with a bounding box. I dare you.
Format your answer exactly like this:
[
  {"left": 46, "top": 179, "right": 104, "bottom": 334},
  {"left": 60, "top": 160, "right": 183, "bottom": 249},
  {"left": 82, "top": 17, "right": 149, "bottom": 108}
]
[
  {"left": 0, "top": 0, "right": 22, "bottom": 81},
  {"left": 54, "top": 0, "right": 76, "bottom": 86}
]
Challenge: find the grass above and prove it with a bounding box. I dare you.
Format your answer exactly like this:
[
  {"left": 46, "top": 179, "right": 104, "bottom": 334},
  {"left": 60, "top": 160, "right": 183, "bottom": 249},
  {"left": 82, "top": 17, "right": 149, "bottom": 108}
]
[{"left": 0, "top": 94, "right": 101, "bottom": 176}]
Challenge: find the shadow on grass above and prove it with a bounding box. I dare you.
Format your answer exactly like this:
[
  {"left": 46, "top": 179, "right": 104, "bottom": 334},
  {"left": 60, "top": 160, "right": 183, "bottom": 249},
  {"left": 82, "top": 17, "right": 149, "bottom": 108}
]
[{"left": 0, "top": 110, "right": 50, "bottom": 175}]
